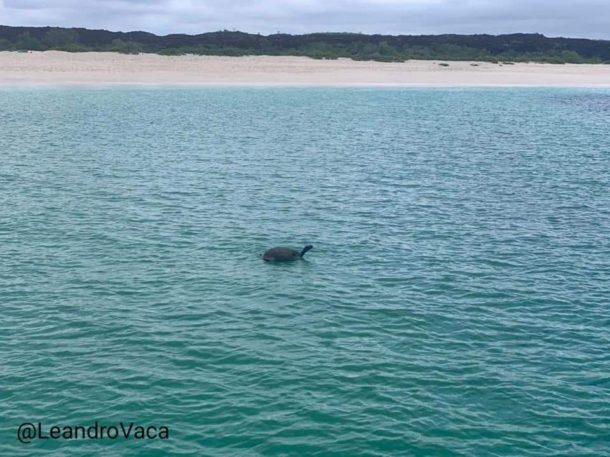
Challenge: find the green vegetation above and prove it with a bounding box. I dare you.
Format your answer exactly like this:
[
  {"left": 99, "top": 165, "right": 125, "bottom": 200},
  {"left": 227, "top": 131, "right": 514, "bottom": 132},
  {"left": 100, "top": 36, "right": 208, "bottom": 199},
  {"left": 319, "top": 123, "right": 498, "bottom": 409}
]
[{"left": 1, "top": 26, "right": 609, "bottom": 63}]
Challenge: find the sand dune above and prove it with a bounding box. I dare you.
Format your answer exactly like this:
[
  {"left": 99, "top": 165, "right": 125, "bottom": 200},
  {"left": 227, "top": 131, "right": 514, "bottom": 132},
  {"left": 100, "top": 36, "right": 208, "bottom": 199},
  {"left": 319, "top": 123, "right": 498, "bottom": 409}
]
[{"left": 1, "top": 51, "right": 610, "bottom": 86}]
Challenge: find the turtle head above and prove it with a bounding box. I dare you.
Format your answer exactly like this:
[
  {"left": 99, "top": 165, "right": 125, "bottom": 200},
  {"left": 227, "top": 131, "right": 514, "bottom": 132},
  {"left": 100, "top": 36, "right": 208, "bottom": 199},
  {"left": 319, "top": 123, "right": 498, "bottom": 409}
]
[{"left": 300, "top": 245, "right": 313, "bottom": 257}]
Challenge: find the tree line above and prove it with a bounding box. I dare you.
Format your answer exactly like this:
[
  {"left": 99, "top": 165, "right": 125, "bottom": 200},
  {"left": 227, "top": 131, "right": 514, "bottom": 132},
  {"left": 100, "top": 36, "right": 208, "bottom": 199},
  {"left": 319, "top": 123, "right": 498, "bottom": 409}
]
[{"left": 1, "top": 25, "right": 610, "bottom": 63}]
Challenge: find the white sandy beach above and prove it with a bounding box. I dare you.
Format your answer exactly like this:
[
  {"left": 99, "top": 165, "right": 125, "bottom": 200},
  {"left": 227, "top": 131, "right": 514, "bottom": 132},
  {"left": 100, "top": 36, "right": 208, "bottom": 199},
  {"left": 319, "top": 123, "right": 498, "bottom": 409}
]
[{"left": 1, "top": 51, "right": 610, "bottom": 86}]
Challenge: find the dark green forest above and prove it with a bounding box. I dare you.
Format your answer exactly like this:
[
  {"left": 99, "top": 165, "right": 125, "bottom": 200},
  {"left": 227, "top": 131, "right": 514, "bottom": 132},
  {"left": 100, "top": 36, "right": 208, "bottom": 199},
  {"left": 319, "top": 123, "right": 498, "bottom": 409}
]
[{"left": 1, "top": 25, "right": 610, "bottom": 63}]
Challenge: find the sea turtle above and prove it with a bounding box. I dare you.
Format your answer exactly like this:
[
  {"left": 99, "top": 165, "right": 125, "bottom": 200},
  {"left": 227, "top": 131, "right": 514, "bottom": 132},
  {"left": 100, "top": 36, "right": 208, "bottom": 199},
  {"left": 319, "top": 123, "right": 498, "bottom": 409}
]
[{"left": 262, "top": 245, "right": 313, "bottom": 262}]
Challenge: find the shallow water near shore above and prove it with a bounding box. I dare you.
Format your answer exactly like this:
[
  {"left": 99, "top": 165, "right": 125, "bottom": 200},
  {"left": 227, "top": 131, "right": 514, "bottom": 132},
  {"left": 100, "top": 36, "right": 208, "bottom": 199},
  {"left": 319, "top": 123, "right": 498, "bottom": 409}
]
[{"left": 1, "top": 87, "right": 609, "bottom": 456}]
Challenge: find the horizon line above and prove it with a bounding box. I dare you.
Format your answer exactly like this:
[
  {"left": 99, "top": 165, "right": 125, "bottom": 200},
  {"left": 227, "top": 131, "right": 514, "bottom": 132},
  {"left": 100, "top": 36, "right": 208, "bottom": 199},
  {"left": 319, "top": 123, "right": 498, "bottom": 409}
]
[{"left": 1, "top": 24, "right": 608, "bottom": 42}]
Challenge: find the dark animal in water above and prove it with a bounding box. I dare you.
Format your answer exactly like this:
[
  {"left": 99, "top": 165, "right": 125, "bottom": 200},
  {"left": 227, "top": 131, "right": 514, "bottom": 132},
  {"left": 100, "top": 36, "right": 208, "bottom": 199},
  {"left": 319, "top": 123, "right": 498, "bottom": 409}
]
[{"left": 263, "top": 245, "right": 313, "bottom": 262}]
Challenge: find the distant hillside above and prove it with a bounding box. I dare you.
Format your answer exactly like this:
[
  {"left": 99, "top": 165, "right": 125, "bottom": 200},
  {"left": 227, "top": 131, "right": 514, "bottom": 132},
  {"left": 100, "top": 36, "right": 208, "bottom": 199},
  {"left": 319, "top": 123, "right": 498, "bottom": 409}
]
[{"left": 1, "top": 25, "right": 610, "bottom": 63}]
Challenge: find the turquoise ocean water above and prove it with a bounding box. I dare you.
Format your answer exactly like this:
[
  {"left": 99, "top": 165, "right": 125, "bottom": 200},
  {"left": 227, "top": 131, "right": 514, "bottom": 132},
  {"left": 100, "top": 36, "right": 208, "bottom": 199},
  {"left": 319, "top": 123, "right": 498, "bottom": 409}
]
[{"left": 1, "top": 87, "right": 609, "bottom": 456}]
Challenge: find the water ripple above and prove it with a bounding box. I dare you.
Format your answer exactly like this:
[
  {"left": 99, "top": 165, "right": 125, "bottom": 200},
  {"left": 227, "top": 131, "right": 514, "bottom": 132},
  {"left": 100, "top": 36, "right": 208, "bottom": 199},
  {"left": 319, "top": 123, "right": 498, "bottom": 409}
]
[{"left": 1, "top": 87, "right": 609, "bottom": 456}]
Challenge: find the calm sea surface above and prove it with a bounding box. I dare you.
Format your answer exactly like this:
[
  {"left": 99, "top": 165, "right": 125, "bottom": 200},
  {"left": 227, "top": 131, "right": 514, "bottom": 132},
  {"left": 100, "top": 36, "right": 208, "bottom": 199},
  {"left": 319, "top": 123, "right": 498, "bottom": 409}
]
[{"left": 1, "top": 87, "right": 609, "bottom": 456}]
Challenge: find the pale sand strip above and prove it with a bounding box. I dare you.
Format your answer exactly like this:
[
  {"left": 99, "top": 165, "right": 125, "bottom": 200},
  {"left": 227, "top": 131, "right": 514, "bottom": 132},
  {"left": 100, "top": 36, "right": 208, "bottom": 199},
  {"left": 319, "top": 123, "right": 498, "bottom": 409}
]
[{"left": 1, "top": 51, "right": 610, "bottom": 86}]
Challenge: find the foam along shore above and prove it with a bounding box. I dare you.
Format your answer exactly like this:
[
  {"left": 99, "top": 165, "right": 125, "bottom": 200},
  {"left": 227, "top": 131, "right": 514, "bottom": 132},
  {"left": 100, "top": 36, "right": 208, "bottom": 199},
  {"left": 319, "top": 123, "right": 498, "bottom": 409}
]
[{"left": 1, "top": 51, "right": 610, "bottom": 86}]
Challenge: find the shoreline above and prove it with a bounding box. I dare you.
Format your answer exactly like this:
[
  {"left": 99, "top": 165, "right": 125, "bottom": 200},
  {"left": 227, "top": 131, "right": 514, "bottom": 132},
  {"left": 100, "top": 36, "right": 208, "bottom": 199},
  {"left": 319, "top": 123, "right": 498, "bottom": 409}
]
[{"left": 2, "top": 51, "right": 610, "bottom": 87}]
